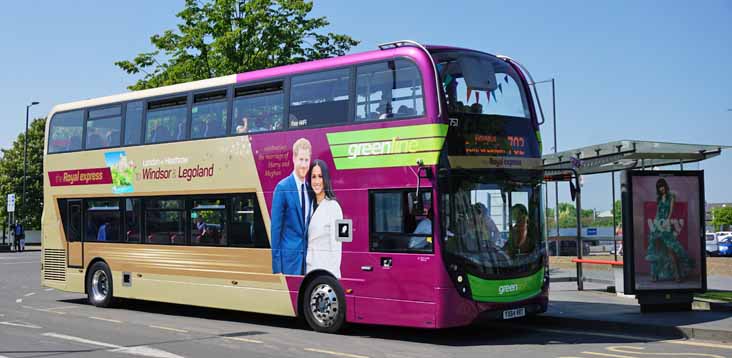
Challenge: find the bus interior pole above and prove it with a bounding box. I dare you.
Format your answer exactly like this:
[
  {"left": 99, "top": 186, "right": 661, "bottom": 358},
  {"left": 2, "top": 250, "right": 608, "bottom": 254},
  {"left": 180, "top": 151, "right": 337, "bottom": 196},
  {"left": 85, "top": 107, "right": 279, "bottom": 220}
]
[
  {"left": 544, "top": 182, "right": 549, "bottom": 254},
  {"left": 576, "top": 174, "right": 583, "bottom": 291},
  {"left": 552, "top": 78, "right": 559, "bottom": 257}
]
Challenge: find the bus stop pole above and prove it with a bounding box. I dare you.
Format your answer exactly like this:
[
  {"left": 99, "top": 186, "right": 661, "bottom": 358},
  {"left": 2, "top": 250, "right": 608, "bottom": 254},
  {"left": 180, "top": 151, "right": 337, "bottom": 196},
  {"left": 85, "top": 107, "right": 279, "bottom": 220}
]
[
  {"left": 612, "top": 172, "right": 617, "bottom": 261},
  {"left": 576, "top": 174, "right": 584, "bottom": 291}
]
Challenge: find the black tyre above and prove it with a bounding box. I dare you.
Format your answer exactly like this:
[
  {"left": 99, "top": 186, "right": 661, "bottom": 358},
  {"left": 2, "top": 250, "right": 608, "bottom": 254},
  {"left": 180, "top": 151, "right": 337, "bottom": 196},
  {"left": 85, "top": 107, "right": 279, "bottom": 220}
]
[
  {"left": 302, "top": 275, "right": 346, "bottom": 333},
  {"left": 87, "top": 261, "right": 114, "bottom": 308}
]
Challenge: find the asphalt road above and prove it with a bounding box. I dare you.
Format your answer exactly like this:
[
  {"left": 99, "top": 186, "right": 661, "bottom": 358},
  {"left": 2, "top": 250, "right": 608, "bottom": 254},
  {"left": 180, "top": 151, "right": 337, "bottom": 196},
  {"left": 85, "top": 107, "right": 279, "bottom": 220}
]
[{"left": 1, "top": 251, "right": 730, "bottom": 358}]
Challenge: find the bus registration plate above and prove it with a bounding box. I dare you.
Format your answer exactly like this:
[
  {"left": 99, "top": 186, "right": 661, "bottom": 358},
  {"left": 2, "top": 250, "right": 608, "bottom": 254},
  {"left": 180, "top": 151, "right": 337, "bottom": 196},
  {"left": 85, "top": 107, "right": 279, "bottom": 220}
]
[{"left": 502, "top": 307, "right": 525, "bottom": 320}]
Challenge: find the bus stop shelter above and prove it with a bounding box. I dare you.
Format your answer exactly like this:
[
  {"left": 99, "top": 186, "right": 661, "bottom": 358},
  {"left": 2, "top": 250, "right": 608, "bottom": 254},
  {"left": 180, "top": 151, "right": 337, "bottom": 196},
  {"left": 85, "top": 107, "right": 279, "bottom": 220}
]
[{"left": 541, "top": 139, "right": 726, "bottom": 290}]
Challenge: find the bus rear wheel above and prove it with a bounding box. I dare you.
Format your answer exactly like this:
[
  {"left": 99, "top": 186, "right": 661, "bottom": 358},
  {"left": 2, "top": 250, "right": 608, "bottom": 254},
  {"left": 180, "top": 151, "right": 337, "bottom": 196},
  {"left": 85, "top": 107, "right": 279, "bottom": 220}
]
[
  {"left": 87, "top": 261, "right": 114, "bottom": 308},
  {"left": 302, "top": 275, "right": 346, "bottom": 333}
]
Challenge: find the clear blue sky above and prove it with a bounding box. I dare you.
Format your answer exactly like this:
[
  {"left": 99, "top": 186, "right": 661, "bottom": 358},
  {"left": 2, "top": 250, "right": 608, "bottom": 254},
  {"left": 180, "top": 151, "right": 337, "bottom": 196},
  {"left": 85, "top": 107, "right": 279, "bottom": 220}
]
[{"left": 1, "top": 0, "right": 730, "bottom": 211}]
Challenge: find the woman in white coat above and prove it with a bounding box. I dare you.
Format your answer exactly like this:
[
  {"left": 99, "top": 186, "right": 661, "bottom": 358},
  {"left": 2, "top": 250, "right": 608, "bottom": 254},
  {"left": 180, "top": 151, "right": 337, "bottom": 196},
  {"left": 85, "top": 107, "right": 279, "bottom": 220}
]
[{"left": 306, "top": 160, "right": 343, "bottom": 278}]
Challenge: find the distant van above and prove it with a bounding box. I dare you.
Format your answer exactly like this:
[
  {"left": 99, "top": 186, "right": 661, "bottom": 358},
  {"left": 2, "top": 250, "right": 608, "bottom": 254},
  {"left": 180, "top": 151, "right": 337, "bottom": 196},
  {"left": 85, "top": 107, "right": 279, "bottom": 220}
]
[
  {"left": 706, "top": 232, "right": 719, "bottom": 256},
  {"left": 549, "top": 239, "right": 590, "bottom": 256}
]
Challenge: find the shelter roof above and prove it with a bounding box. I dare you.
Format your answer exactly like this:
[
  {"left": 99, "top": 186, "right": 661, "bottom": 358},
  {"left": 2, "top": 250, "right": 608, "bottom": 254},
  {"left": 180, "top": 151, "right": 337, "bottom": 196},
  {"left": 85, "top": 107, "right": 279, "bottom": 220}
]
[{"left": 542, "top": 140, "right": 727, "bottom": 175}]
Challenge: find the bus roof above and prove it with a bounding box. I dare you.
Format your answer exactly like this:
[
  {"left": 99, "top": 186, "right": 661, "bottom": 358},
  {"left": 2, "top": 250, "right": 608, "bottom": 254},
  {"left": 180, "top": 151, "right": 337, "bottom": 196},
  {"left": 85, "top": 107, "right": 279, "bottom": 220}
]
[{"left": 47, "top": 44, "right": 440, "bottom": 117}]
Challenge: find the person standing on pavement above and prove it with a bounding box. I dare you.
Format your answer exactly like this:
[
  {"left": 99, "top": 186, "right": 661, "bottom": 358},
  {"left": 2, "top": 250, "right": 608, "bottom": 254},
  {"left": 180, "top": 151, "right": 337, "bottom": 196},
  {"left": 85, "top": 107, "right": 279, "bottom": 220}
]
[{"left": 14, "top": 221, "right": 25, "bottom": 252}]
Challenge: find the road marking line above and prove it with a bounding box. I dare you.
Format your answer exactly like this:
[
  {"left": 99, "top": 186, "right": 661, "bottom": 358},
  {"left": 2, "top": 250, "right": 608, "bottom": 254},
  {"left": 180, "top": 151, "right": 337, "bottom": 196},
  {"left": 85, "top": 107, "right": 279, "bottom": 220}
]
[
  {"left": 108, "top": 346, "right": 185, "bottom": 358},
  {"left": 304, "top": 348, "right": 370, "bottom": 358},
  {"left": 662, "top": 340, "right": 732, "bottom": 350},
  {"left": 22, "top": 305, "right": 66, "bottom": 315},
  {"left": 42, "top": 333, "right": 184, "bottom": 358},
  {"left": 0, "top": 261, "right": 40, "bottom": 265},
  {"left": 45, "top": 288, "right": 54, "bottom": 291},
  {"left": 527, "top": 327, "right": 657, "bottom": 342},
  {"left": 90, "top": 316, "right": 122, "bottom": 323},
  {"left": 582, "top": 352, "right": 637, "bottom": 358},
  {"left": 42, "top": 332, "right": 119, "bottom": 348},
  {"left": 607, "top": 346, "right": 725, "bottom": 357},
  {"left": 530, "top": 326, "right": 732, "bottom": 352},
  {"left": 149, "top": 325, "right": 188, "bottom": 333},
  {"left": 47, "top": 305, "right": 78, "bottom": 311},
  {"left": 24, "top": 292, "right": 35, "bottom": 297},
  {"left": 223, "top": 336, "right": 263, "bottom": 344},
  {"left": 0, "top": 321, "right": 42, "bottom": 329},
  {"left": 15, "top": 298, "right": 22, "bottom": 303}
]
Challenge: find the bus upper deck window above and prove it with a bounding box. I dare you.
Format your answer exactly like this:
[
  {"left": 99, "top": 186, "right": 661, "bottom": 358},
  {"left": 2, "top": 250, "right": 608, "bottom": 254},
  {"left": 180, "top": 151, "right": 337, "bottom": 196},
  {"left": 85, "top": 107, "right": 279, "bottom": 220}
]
[
  {"left": 233, "top": 83, "right": 284, "bottom": 134},
  {"left": 356, "top": 59, "right": 424, "bottom": 122},
  {"left": 86, "top": 106, "right": 122, "bottom": 150},
  {"left": 289, "top": 68, "right": 350, "bottom": 128},
  {"left": 192, "top": 90, "right": 228, "bottom": 139},
  {"left": 48, "top": 110, "right": 84, "bottom": 153},
  {"left": 145, "top": 96, "right": 188, "bottom": 144},
  {"left": 124, "top": 101, "right": 143, "bottom": 145}
]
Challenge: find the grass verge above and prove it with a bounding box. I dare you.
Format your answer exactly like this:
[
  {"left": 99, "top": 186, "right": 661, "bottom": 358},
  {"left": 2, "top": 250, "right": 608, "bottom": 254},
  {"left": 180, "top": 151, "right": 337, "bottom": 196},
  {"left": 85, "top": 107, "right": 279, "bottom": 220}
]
[{"left": 696, "top": 290, "right": 732, "bottom": 302}]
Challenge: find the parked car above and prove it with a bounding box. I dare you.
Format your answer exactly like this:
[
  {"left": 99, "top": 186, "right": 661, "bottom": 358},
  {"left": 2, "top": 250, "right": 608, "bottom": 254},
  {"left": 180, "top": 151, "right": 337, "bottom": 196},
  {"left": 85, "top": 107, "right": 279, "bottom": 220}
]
[
  {"left": 706, "top": 232, "right": 719, "bottom": 256},
  {"left": 718, "top": 235, "right": 732, "bottom": 257}
]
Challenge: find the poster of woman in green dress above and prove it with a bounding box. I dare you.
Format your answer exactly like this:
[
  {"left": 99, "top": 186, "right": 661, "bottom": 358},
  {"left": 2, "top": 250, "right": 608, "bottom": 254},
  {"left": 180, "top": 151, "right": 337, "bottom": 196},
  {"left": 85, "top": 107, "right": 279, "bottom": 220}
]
[
  {"left": 629, "top": 172, "right": 704, "bottom": 291},
  {"left": 644, "top": 178, "right": 695, "bottom": 282}
]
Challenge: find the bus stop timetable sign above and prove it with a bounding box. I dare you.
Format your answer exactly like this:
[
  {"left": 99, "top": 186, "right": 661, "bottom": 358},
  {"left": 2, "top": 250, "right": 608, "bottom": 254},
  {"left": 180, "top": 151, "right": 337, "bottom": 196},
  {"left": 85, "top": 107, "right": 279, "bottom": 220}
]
[{"left": 7, "top": 194, "right": 15, "bottom": 213}]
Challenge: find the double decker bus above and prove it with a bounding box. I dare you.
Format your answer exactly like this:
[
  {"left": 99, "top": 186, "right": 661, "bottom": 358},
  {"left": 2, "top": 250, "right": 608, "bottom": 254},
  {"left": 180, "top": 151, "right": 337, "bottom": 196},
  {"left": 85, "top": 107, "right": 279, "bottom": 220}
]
[{"left": 42, "top": 40, "right": 547, "bottom": 332}]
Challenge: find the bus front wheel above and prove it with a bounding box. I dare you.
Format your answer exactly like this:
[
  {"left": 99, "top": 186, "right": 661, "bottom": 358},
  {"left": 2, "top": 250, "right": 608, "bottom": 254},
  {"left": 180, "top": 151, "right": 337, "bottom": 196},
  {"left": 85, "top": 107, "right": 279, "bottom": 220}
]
[
  {"left": 87, "top": 261, "right": 114, "bottom": 308},
  {"left": 302, "top": 275, "right": 346, "bottom": 333}
]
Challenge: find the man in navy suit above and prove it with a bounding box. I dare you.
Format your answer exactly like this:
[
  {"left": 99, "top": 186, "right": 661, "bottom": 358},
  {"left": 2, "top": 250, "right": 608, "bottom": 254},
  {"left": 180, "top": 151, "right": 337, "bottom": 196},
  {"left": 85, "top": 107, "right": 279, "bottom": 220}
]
[{"left": 271, "top": 138, "right": 313, "bottom": 275}]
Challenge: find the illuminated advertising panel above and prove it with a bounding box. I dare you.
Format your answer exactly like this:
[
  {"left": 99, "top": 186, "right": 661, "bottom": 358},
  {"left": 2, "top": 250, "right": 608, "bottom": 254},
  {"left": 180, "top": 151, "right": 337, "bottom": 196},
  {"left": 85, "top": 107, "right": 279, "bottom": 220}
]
[{"left": 621, "top": 170, "right": 706, "bottom": 294}]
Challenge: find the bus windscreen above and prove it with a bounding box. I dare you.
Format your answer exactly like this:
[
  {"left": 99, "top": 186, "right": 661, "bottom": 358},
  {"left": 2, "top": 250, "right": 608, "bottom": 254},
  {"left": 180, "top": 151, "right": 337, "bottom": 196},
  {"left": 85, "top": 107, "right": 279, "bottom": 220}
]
[{"left": 442, "top": 175, "right": 543, "bottom": 277}]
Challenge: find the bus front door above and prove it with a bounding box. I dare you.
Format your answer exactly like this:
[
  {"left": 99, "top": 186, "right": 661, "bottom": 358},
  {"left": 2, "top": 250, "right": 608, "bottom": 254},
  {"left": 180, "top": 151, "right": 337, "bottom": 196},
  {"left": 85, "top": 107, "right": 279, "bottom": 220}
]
[
  {"left": 66, "top": 200, "right": 83, "bottom": 268},
  {"left": 354, "top": 251, "right": 438, "bottom": 327}
]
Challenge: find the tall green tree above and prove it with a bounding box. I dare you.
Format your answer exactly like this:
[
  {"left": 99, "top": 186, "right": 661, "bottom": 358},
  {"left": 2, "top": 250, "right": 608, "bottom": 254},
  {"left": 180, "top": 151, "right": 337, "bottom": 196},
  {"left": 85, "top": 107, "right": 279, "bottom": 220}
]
[
  {"left": 116, "top": 0, "right": 359, "bottom": 90},
  {"left": 0, "top": 118, "right": 46, "bottom": 230},
  {"left": 712, "top": 206, "right": 732, "bottom": 231}
]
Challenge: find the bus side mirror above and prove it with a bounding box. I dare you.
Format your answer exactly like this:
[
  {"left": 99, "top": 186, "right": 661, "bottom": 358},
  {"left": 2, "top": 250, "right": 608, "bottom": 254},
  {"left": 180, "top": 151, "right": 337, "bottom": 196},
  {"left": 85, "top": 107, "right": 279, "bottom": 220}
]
[{"left": 570, "top": 181, "right": 577, "bottom": 202}]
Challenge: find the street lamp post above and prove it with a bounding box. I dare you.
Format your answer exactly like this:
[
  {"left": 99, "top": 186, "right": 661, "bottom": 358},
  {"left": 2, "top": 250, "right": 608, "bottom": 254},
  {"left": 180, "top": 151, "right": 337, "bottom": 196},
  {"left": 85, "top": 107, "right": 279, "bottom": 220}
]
[{"left": 23, "top": 101, "right": 40, "bottom": 225}]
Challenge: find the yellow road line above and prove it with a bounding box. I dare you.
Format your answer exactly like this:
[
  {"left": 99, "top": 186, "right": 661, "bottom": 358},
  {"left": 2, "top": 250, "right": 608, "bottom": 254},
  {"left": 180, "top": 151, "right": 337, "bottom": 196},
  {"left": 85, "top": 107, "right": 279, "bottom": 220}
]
[
  {"left": 533, "top": 326, "right": 732, "bottom": 354},
  {"left": 608, "top": 346, "right": 725, "bottom": 357},
  {"left": 47, "top": 306, "right": 78, "bottom": 311},
  {"left": 89, "top": 316, "right": 122, "bottom": 324},
  {"left": 582, "top": 351, "right": 637, "bottom": 358},
  {"left": 528, "top": 327, "right": 657, "bottom": 342},
  {"left": 663, "top": 340, "right": 732, "bottom": 350},
  {"left": 223, "top": 336, "right": 263, "bottom": 344},
  {"left": 304, "top": 348, "right": 370, "bottom": 358},
  {"left": 148, "top": 325, "right": 188, "bottom": 333}
]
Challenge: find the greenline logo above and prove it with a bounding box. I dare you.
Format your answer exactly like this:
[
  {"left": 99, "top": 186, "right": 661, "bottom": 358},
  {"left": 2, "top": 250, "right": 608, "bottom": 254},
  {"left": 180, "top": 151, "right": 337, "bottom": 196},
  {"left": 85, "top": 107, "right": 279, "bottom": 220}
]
[
  {"left": 327, "top": 124, "right": 448, "bottom": 170},
  {"left": 498, "top": 283, "right": 519, "bottom": 295},
  {"left": 468, "top": 268, "right": 544, "bottom": 303},
  {"left": 347, "top": 137, "right": 419, "bottom": 159}
]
